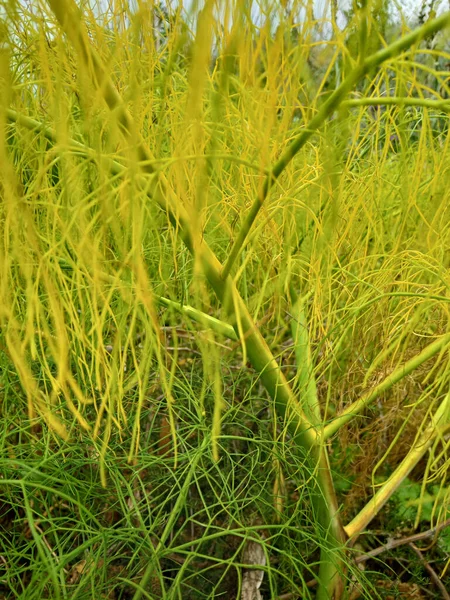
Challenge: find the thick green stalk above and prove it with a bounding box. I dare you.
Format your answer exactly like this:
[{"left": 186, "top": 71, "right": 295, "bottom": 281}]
[
  {"left": 221, "top": 11, "right": 450, "bottom": 279},
  {"left": 99, "top": 268, "right": 239, "bottom": 340},
  {"left": 156, "top": 296, "right": 238, "bottom": 340},
  {"left": 291, "top": 293, "right": 346, "bottom": 598},
  {"left": 324, "top": 333, "right": 450, "bottom": 440},
  {"left": 6, "top": 108, "right": 265, "bottom": 175},
  {"left": 291, "top": 293, "right": 321, "bottom": 424},
  {"left": 6, "top": 109, "right": 97, "bottom": 154}
]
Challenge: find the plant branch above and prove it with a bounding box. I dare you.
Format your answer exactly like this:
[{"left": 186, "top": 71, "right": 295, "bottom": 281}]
[
  {"left": 344, "top": 392, "right": 450, "bottom": 540},
  {"left": 324, "top": 333, "right": 450, "bottom": 440},
  {"left": 156, "top": 296, "right": 238, "bottom": 340},
  {"left": 221, "top": 12, "right": 450, "bottom": 279},
  {"left": 353, "top": 518, "right": 450, "bottom": 564},
  {"left": 409, "top": 543, "right": 450, "bottom": 600}
]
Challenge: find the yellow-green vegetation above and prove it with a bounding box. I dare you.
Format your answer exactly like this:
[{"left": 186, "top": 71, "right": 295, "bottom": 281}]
[{"left": 1, "top": 1, "right": 450, "bottom": 598}]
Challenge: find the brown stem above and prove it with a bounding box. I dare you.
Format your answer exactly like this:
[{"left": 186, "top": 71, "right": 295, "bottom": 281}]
[
  {"left": 353, "top": 518, "right": 450, "bottom": 564},
  {"left": 409, "top": 543, "right": 450, "bottom": 600}
]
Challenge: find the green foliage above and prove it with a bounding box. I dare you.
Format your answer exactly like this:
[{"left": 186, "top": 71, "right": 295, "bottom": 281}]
[
  {"left": 389, "top": 477, "right": 450, "bottom": 529},
  {"left": 1, "top": 0, "right": 450, "bottom": 598}
]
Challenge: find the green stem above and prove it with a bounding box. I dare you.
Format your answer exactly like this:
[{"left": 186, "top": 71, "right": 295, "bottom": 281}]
[
  {"left": 156, "top": 295, "right": 238, "bottom": 340},
  {"left": 311, "top": 446, "right": 347, "bottom": 600},
  {"left": 290, "top": 293, "right": 346, "bottom": 598},
  {"left": 6, "top": 108, "right": 129, "bottom": 178},
  {"left": 291, "top": 293, "right": 321, "bottom": 423}
]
